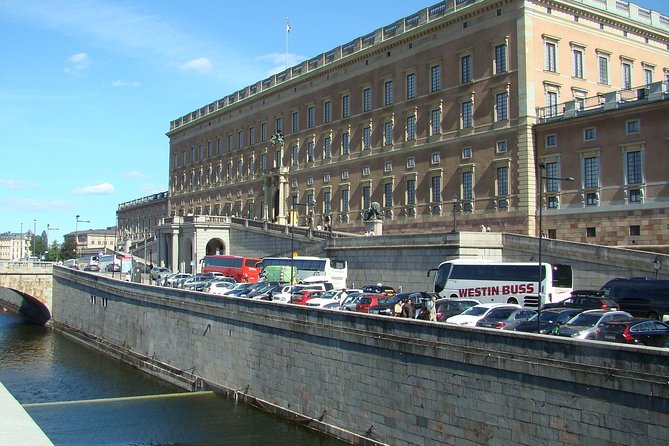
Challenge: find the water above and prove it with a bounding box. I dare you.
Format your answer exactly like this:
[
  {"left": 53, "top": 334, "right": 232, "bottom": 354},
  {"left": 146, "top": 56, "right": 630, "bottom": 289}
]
[{"left": 0, "top": 310, "right": 347, "bottom": 446}]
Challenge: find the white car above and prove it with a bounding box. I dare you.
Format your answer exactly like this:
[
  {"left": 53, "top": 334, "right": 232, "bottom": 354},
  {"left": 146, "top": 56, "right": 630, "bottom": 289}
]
[
  {"left": 445, "top": 303, "right": 521, "bottom": 326},
  {"left": 305, "top": 289, "right": 349, "bottom": 308},
  {"left": 205, "top": 281, "right": 237, "bottom": 295}
]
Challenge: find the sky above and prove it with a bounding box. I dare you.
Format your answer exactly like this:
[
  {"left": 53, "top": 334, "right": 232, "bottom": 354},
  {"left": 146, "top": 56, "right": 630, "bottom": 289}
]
[{"left": 2, "top": 0, "right": 669, "bottom": 243}]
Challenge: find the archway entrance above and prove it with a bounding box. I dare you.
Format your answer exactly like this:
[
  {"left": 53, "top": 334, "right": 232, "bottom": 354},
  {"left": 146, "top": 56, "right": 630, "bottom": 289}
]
[{"left": 205, "top": 238, "right": 226, "bottom": 256}]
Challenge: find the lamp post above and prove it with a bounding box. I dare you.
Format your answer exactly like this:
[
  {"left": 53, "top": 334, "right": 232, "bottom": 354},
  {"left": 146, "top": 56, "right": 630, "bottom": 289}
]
[
  {"left": 451, "top": 196, "right": 460, "bottom": 233},
  {"left": 32, "top": 219, "right": 36, "bottom": 258},
  {"left": 47, "top": 224, "right": 60, "bottom": 261},
  {"left": 653, "top": 256, "right": 661, "bottom": 279},
  {"left": 75, "top": 215, "right": 90, "bottom": 260},
  {"left": 537, "top": 163, "right": 574, "bottom": 333}
]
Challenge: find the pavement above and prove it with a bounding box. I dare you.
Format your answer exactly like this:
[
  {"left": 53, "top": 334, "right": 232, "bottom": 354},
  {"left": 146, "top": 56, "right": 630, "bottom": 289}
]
[{"left": 0, "top": 382, "right": 53, "bottom": 445}]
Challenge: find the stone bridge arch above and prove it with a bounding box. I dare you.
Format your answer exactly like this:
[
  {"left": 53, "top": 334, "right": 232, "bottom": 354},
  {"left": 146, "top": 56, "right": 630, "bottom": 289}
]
[{"left": 0, "top": 263, "right": 53, "bottom": 324}]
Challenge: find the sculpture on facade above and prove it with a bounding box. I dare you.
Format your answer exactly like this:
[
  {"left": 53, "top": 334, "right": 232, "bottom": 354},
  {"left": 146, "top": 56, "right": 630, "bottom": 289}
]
[{"left": 362, "top": 202, "right": 383, "bottom": 221}]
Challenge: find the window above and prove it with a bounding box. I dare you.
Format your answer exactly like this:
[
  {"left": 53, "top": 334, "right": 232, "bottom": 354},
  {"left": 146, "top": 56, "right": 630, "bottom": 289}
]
[
  {"left": 496, "top": 140, "right": 507, "bottom": 153},
  {"left": 237, "top": 131, "right": 243, "bottom": 149},
  {"left": 275, "top": 148, "right": 282, "bottom": 167},
  {"left": 217, "top": 138, "right": 222, "bottom": 156},
  {"left": 362, "top": 127, "right": 371, "bottom": 150},
  {"left": 622, "top": 62, "right": 632, "bottom": 90},
  {"left": 545, "top": 41, "right": 557, "bottom": 72},
  {"left": 431, "top": 108, "right": 441, "bottom": 135},
  {"left": 644, "top": 67, "right": 654, "bottom": 85},
  {"left": 384, "top": 80, "right": 393, "bottom": 105},
  {"left": 406, "top": 115, "right": 416, "bottom": 141},
  {"left": 384, "top": 183, "right": 393, "bottom": 208},
  {"left": 626, "top": 119, "right": 640, "bottom": 134},
  {"left": 292, "top": 111, "right": 299, "bottom": 133},
  {"left": 545, "top": 161, "right": 560, "bottom": 193},
  {"left": 307, "top": 176, "right": 314, "bottom": 185},
  {"left": 249, "top": 127, "right": 255, "bottom": 146},
  {"left": 598, "top": 55, "right": 609, "bottom": 84},
  {"left": 324, "top": 136, "right": 332, "bottom": 159},
  {"left": 495, "top": 91, "right": 508, "bottom": 121},
  {"left": 276, "top": 117, "right": 283, "bottom": 133},
  {"left": 384, "top": 121, "right": 393, "bottom": 145},
  {"left": 307, "top": 106, "right": 315, "bottom": 128},
  {"left": 407, "top": 179, "right": 416, "bottom": 205},
  {"left": 342, "top": 169, "right": 349, "bottom": 179},
  {"left": 341, "top": 189, "right": 349, "bottom": 212},
  {"left": 384, "top": 161, "right": 392, "bottom": 172},
  {"left": 497, "top": 166, "right": 508, "bottom": 196},
  {"left": 324, "top": 173, "right": 331, "bottom": 183},
  {"left": 431, "top": 153, "right": 440, "bottom": 164},
  {"left": 495, "top": 43, "right": 507, "bottom": 74},
  {"left": 324, "top": 101, "right": 332, "bottom": 123},
  {"left": 261, "top": 122, "right": 267, "bottom": 142},
  {"left": 461, "top": 100, "right": 473, "bottom": 128},
  {"left": 431, "top": 65, "right": 441, "bottom": 92},
  {"left": 583, "top": 155, "right": 599, "bottom": 203},
  {"left": 630, "top": 225, "right": 640, "bottom": 236},
  {"left": 226, "top": 161, "right": 233, "bottom": 179},
  {"left": 462, "top": 171, "right": 473, "bottom": 200},
  {"left": 362, "top": 185, "right": 371, "bottom": 211},
  {"left": 573, "top": 48, "right": 584, "bottom": 79},
  {"left": 341, "top": 132, "right": 350, "bottom": 155},
  {"left": 407, "top": 157, "right": 415, "bottom": 168},
  {"left": 363, "top": 87, "right": 372, "bottom": 112},
  {"left": 546, "top": 91, "right": 558, "bottom": 117},
  {"left": 207, "top": 141, "right": 212, "bottom": 158},
  {"left": 307, "top": 140, "right": 315, "bottom": 162},
  {"left": 431, "top": 176, "right": 441, "bottom": 211},
  {"left": 237, "top": 159, "right": 243, "bottom": 178},
  {"left": 626, "top": 150, "right": 642, "bottom": 185},
  {"left": 406, "top": 73, "right": 416, "bottom": 99},
  {"left": 342, "top": 95, "right": 350, "bottom": 118},
  {"left": 292, "top": 145, "right": 299, "bottom": 166},
  {"left": 324, "top": 191, "right": 331, "bottom": 214},
  {"left": 586, "top": 227, "right": 596, "bottom": 237},
  {"left": 584, "top": 127, "right": 597, "bottom": 141},
  {"left": 190, "top": 147, "right": 195, "bottom": 162},
  {"left": 362, "top": 165, "right": 370, "bottom": 176},
  {"left": 461, "top": 54, "right": 472, "bottom": 83},
  {"left": 546, "top": 133, "right": 557, "bottom": 147},
  {"left": 462, "top": 146, "right": 472, "bottom": 159},
  {"left": 227, "top": 134, "right": 233, "bottom": 152}
]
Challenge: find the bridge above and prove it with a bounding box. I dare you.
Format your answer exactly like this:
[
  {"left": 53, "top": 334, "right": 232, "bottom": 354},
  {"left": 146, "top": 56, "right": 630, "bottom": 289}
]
[{"left": 0, "top": 261, "right": 52, "bottom": 325}]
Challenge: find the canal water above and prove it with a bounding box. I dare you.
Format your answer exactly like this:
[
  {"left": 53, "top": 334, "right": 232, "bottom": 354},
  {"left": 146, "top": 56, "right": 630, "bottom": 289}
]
[{"left": 0, "top": 310, "right": 347, "bottom": 446}]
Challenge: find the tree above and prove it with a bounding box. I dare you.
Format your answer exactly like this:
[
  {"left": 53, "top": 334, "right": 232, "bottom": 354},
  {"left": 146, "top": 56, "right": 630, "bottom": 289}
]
[
  {"left": 59, "top": 237, "right": 77, "bottom": 261},
  {"left": 45, "top": 242, "right": 61, "bottom": 262},
  {"left": 28, "top": 233, "right": 47, "bottom": 259}
]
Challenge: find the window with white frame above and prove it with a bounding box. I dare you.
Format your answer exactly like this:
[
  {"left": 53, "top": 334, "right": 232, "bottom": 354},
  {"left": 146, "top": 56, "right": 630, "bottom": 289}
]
[
  {"left": 324, "top": 173, "right": 331, "bottom": 183},
  {"left": 572, "top": 46, "right": 584, "bottom": 79},
  {"left": 494, "top": 42, "right": 507, "bottom": 74},
  {"left": 324, "top": 100, "right": 332, "bottom": 123},
  {"left": 384, "top": 80, "right": 393, "bottom": 105},
  {"left": 384, "top": 120, "right": 393, "bottom": 145},
  {"left": 248, "top": 156, "right": 254, "bottom": 175},
  {"left": 324, "top": 136, "right": 332, "bottom": 159},
  {"left": 237, "top": 159, "right": 243, "bottom": 178},
  {"left": 407, "top": 179, "right": 416, "bottom": 206},
  {"left": 341, "top": 189, "right": 349, "bottom": 212},
  {"left": 431, "top": 65, "right": 441, "bottom": 92},
  {"left": 621, "top": 61, "right": 632, "bottom": 90},
  {"left": 643, "top": 65, "right": 654, "bottom": 85},
  {"left": 546, "top": 134, "right": 557, "bottom": 148},
  {"left": 342, "top": 95, "right": 350, "bottom": 119},
  {"left": 275, "top": 148, "right": 282, "bottom": 167},
  {"left": 291, "top": 179, "right": 298, "bottom": 188},
  {"left": 384, "top": 183, "right": 393, "bottom": 208},
  {"left": 462, "top": 171, "right": 473, "bottom": 201},
  {"left": 431, "top": 175, "right": 442, "bottom": 214},
  {"left": 583, "top": 127, "right": 597, "bottom": 141},
  {"left": 406, "top": 73, "right": 416, "bottom": 99},
  {"left": 384, "top": 161, "right": 392, "bottom": 172},
  {"left": 276, "top": 116, "right": 283, "bottom": 133},
  {"left": 495, "top": 91, "right": 508, "bottom": 121},
  {"left": 362, "top": 185, "right": 371, "bottom": 210},
  {"left": 545, "top": 161, "right": 560, "bottom": 193},
  {"left": 625, "top": 149, "right": 643, "bottom": 203},
  {"left": 461, "top": 54, "right": 472, "bottom": 83},
  {"left": 496, "top": 166, "right": 508, "bottom": 196},
  {"left": 598, "top": 53, "right": 610, "bottom": 84},
  {"left": 406, "top": 114, "right": 416, "bottom": 141},
  {"left": 341, "top": 132, "right": 350, "bottom": 155},
  {"left": 292, "top": 145, "right": 299, "bottom": 166},
  {"left": 583, "top": 155, "right": 599, "bottom": 205},
  {"left": 362, "top": 126, "right": 371, "bottom": 150},
  {"left": 342, "top": 169, "right": 349, "bottom": 179},
  {"left": 307, "top": 140, "right": 315, "bottom": 162},
  {"left": 363, "top": 87, "right": 372, "bottom": 112},
  {"left": 307, "top": 175, "right": 313, "bottom": 185},
  {"left": 546, "top": 90, "right": 559, "bottom": 117},
  {"left": 407, "top": 157, "right": 415, "bottom": 168},
  {"left": 431, "top": 108, "right": 441, "bottom": 135},
  {"left": 307, "top": 106, "right": 315, "bottom": 128},
  {"left": 260, "top": 153, "right": 267, "bottom": 172},
  {"left": 431, "top": 152, "right": 440, "bottom": 165},
  {"left": 496, "top": 140, "right": 507, "bottom": 153},
  {"left": 461, "top": 99, "right": 473, "bottom": 128},
  {"left": 324, "top": 191, "right": 331, "bottom": 214},
  {"left": 292, "top": 111, "right": 299, "bottom": 133},
  {"left": 626, "top": 119, "right": 640, "bottom": 134},
  {"left": 462, "top": 146, "right": 472, "bottom": 159},
  {"left": 363, "top": 165, "right": 370, "bottom": 176},
  {"left": 544, "top": 39, "right": 557, "bottom": 72}
]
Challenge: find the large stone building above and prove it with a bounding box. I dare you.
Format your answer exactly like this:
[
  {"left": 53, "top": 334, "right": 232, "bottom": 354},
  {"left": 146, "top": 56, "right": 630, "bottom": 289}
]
[
  {"left": 0, "top": 232, "right": 29, "bottom": 261},
  {"left": 162, "top": 0, "right": 668, "bottom": 250}
]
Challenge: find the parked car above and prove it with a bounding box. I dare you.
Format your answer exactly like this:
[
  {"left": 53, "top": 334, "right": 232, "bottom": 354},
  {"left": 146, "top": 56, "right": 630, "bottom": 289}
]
[
  {"left": 367, "top": 295, "right": 404, "bottom": 316},
  {"left": 600, "top": 278, "right": 669, "bottom": 321},
  {"left": 514, "top": 308, "right": 584, "bottom": 334},
  {"left": 305, "top": 289, "right": 350, "bottom": 308},
  {"left": 361, "top": 284, "right": 396, "bottom": 296},
  {"left": 222, "top": 282, "right": 256, "bottom": 297},
  {"left": 251, "top": 284, "right": 287, "bottom": 300},
  {"left": 83, "top": 264, "right": 100, "bottom": 272},
  {"left": 367, "top": 292, "right": 434, "bottom": 316},
  {"left": 435, "top": 298, "right": 481, "bottom": 322},
  {"left": 553, "top": 309, "right": 633, "bottom": 339},
  {"left": 355, "top": 294, "right": 388, "bottom": 313},
  {"left": 162, "top": 273, "right": 191, "bottom": 288},
  {"left": 445, "top": 303, "right": 521, "bottom": 326},
  {"left": 593, "top": 318, "right": 669, "bottom": 347},
  {"left": 289, "top": 283, "right": 334, "bottom": 303},
  {"left": 541, "top": 289, "right": 619, "bottom": 311},
  {"left": 149, "top": 266, "right": 171, "bottom": 280},
  {"left": 476, "top": 307, "right": 537, "bottom": 330},
  {"left": 105, "top": 263, "right": 121, "bottom": 272},
  {"left": 292, "top": 290, "right": 323, "bottom": 305},
  {"left": 204, "top": 280, "right": 237, "bottom": 295},
  {"left": 339, "top": 292, "right": 364, "bottom": 311}
]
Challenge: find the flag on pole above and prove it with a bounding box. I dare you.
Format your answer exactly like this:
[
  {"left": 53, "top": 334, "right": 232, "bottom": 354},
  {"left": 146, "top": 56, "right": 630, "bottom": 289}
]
[{"left": 286, "top": 17, "right": 291, "bottom": 33}]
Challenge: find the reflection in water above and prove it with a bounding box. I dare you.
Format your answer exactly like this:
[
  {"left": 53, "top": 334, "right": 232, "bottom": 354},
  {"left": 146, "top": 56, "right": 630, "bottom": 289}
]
[{"left": 0, "top": 311, "right": 346, "bottom": 446}]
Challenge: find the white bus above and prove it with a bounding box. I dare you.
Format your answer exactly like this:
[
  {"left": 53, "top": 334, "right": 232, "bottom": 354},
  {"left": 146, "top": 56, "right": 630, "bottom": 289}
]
[
  {"left": 427, "top": 260, "right": 573, "bottom": 307},
  {"left": 260, "top": 256, "right": 348, "bottom": 289}
]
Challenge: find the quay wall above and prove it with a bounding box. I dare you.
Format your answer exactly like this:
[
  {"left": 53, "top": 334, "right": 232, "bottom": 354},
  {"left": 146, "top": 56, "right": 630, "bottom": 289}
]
[{"left": 52, "top": 266, "right": 669, "bottom": 446}]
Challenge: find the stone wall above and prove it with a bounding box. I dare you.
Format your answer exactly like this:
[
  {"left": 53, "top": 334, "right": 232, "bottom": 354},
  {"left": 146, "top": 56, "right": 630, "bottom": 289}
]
[{"left": 51, "top": 267, "right": 669, "bottom": 445}]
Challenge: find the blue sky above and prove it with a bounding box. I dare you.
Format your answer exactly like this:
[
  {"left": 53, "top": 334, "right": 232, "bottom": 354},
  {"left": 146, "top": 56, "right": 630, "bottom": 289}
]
[{"left": 2, "top": 0, "right": 669, "bottom": 243}]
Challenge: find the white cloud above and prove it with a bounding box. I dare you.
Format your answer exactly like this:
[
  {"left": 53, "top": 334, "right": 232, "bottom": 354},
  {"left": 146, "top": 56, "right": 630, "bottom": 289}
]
[
  {"left": 64, "top": 52, "right": 90, "bottom": 75},
  {"left": 180, "top": 57, "right": 212, "bottom": 73},
  {"left": 72, "top": 183, "right": 115, "bottom": 195},
  {"left": 256, "top": 52, "right": 303, "bottom": 77},
  {"left": 0, "top": 179, "right": 32, "bottom": 189},
  {"left": 121, "top": 170, "right": 144, "bottom": 178},
  {"left": 0, "top": 198, "right": 72, "bottom": 211},
  {"left": 112, "top": 80, "right": 141, "bottom": 88}
]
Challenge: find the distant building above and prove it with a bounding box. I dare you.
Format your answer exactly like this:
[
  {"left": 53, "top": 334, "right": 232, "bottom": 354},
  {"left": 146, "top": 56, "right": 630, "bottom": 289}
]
[
  {"left": 64, "top": 227, "right": 117, "bottom": 259},
  {"left": 0, "top": 232, "right": 29, "bottom": 261},
  {"left": 161, "top": 0, "right": 669, "bottom": 246}
]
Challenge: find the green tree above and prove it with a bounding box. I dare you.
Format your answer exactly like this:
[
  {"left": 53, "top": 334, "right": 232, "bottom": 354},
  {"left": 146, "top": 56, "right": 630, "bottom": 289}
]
[
  {"left": 28, "top": 233, "right": 47, "bottom": 259},
  {"left": 59, "top": 238, "right": 77, "bottom": 261},
  {"left": 46, "top": 242, "right": 61, "bottom": 262}
]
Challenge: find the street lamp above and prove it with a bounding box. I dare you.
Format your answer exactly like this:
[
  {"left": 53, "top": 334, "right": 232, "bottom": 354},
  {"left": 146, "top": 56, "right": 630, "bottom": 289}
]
[
  {"left": 537, "top": 163, "right": 574, "bottom": 333},
  {"left": 653, "top": 256, "right": 661, "bottom": 279},
  {"left": 47, "top": 224, "right": 60, "bottom": 261},
  {"left": 32, "top": 219, "right": 36, "bottom": 258},
  {"left": 75, "top": 215, "right": 90, "bottom": 259}
]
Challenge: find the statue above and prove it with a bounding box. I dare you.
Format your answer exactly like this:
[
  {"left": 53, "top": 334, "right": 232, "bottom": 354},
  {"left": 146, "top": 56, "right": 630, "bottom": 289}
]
[
  {"left": 362, "top": 202, "right": 383, "bottom": 221},
  {"left": 269, "top": 131, "right": 284, "bottom": 147}
]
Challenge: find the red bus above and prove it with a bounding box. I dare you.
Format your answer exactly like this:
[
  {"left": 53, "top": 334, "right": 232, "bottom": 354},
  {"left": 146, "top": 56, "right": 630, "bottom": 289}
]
[{"left": 201, "top": 255, "right": 261, "bottom": 283}]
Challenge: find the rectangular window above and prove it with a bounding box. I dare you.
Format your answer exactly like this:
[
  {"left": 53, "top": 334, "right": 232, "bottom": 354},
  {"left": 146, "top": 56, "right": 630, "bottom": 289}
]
[
  {"left": 384, "top": 161, "right": 392, "bottom": 172},
  {"left": 573, "top": 49, "right": 584, "bottom": 79},
  {"left": 292, "top": 111, "right": 299, "bottom": 133},
  {"left": 545, "top": 42, "right": 557, "bottom": 72},
  {"left": 362, "top": 186, "right": 371, "bottom": 210},
  {"left": 462, "top": 100, "right": 473, "bottom": 128},
  {"left": 495, "top": 44, "right": 507, "bottom": 74},
  {"left": 384, "top": 183, "right": 393, "bottom": 208},
  {"left": 584, "top": 127, "right": 597, "bottom": 141},
  {"left": 307, "top": 140, "right": 314, "bottom": 162},
  {"left": 307, "top": 176, "right": 314, "bottom": 185},
  {"left": 207, "top": 141, "right": 212, "bottom": 158},
  {"left": 626, "top": 151, "right": 642, "bottom": 185},
  {"left": 497, "top": 166, "right": 508, "bottom": 196},
  {"left": 362, "top": 165, "right": 370, "bottom": 176},
  {"left": 292, "top": 146, "right": 299, "bottom": 166},
  {"left": 324, "top": 137, "right": 332, "bottom": 159},
  {"left": 462, "top": 171, "right": 473, "bottom": 200},
  {"left": 324, "top": 191, "right": 331, "bottom": 214},
  {"left": 407, "top": 157, "right": 415, "bottom": 168},
  {"left": 431, "top": 176, "right": 441, "bottom": 203},
  {"left": 363, "top": 88, "right": 372, "bottom": 112},
  {"left": 622, "top": 62, "right": 632, "bottom": 90},
  {"left": 276, "top": 117, "right": 283, "bottom": 133},
  {"left": 626, "top": 119, "right": 640, "bottom": 134},
  {"left": 406, "top": 115, "right": 416, "bottom": 141},
  {"left": 198, "top": 144, "right": 202, "bottom": 161},
  {"left": 431, "top": 153, "right": 440, "bottom": 164},
  {"left": 261, "top": 122, "right": 267, "bottom": 142},
  {"left": 341, "top": 189, "right": 349, "bottom": 212},
  {"left": 384, "top": 121, "right": 393, "bottom": 145},
  {"left": 384, "top": 80, "right": 393, "bottom": 105},
  {"left": 261, "top": 154, "right": 267, "bottom": 172},
  {"left": 461, "top": 55, "right": 472, "bottom": 83},
  {"left": 227, "top": 134, "right": 233, "bottom": 152},
  {"left": 249, "top": 127, "right": 255, "bottom": 146},
  {"left": 644, "top": 68, "right": 653, "bottom": 85},
  {"left": 342, "top": 169, "right": 349, "bottom": 179},
  {"left": 547, "top": 91, "right": 558, "bottom": 117},
  {"left": 217, "top": 138, "right": 222, "bottom": 155},
  {"left": 431, "top": 65, "right": 441, "bottom": 92},
  {"left": 598, "top": 56, "right": 609, "bottom": 84},
  {"left": 342, "top": 95, "right": 350, "bottom": 118},
  {"left": 276, "top": 148, "right": 282, "bottom": 167},
  {"left": 324, "top": 173, "right": 331, "bottom": 183},
  {"left": 545, "top": 161, "right": 560, "bottom": 192},
  {"left": 362, "top": 127, "right": 371, "bottom": 150},
  {"left": 341, "top": 132, "right": 349, "bottom": 155},
  {"left": 629, "top": 189, "right": 641, "bottom": 203},
  {"left": 307, "top": 106, "right": 315, "bottom": 128},
  {"left": 237, "top": 160, "right": 243, "bottom": 178},
  {"left": 496, "top": 140, "right": 507, "bottom": 153},
  {"left": 237, "top": 131, "right": 243, "bottom": 149},
  {"left": 431, "top": 108, "right": 441, "bottom": 135},
  {"left": 584, "top": 156, "right": 599, "bottom": 189},
  {"left": 406, "top": 73, "right": 416, "bottom": 99},
  {"left": 462, "top": 146, "right": 472, "bottom": 159},
  {"left": 496, "top": 92, "right": 508, "bottom": 121},
  {"left": 324, "top": 101, "right": 332, "bottom": 123},
  {"left": 407, "top": 179, "right": 416, "bottom": 205}
]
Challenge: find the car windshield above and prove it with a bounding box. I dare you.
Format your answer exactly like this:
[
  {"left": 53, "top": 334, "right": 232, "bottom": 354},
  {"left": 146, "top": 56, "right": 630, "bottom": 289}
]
[
  {"left": 320, "top": 291, "right": 338, "bottom": 299},
  {"left": 567, "top": 313, "right": 603, "bottom": 326},
  {"left": 461, "top": 306, "right": 489, "bottom": 316},
  {"left": 359, "top": 297, "right": 373, "bottom": 305}
]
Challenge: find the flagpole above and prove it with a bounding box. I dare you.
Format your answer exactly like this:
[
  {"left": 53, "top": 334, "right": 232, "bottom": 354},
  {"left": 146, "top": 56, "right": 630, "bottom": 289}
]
[{"left": 285, "top": 17, "right": 290, "bottom": 70}]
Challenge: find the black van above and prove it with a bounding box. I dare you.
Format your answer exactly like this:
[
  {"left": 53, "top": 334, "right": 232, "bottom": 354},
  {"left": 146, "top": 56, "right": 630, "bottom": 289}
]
[{"left": 600, "top": 278, "right": 669, "bottom": 320}]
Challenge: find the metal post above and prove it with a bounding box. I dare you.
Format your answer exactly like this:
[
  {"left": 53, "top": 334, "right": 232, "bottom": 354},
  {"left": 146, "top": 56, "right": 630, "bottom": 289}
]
[{"left": 32, "top": 219, "right": 36, "bottom": 258}]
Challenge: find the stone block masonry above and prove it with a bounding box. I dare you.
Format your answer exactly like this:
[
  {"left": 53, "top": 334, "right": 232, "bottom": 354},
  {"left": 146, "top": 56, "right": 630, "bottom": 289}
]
[{"left": 51, "top": 267, "right": 669, "bottom": 445}]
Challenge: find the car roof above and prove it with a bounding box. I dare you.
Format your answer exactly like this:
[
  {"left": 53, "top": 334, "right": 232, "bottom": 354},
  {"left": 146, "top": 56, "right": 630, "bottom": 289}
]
[{"left": 474, "top": 303, "right": 519, "bottom": 308}]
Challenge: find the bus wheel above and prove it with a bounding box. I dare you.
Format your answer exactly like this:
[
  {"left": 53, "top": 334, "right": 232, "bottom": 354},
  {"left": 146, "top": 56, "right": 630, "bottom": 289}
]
[
  {"left": 507, "top": 297, "right": 518, "bottom": 305},
  {"left": 647, "top": 312, "right": 660, "bottom": 320}
]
